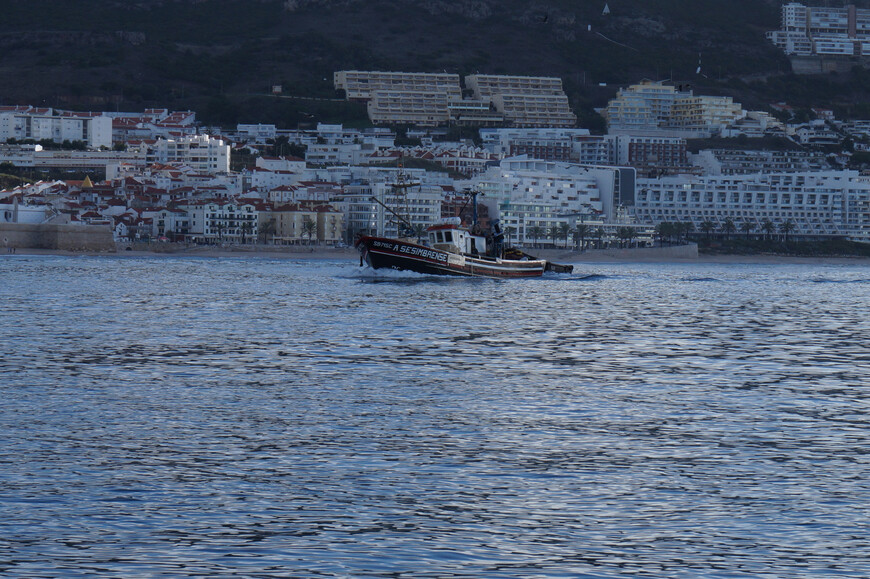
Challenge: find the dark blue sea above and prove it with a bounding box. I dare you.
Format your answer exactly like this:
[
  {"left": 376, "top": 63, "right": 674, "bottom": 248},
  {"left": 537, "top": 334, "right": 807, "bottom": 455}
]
[{"left": 2, "top": 255, "right": 869, "bottom": 578}]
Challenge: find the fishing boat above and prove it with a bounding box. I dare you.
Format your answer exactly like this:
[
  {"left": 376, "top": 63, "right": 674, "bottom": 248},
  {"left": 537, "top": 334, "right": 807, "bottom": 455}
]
[{"left": 354, "top": 190, "right": 573, "bottom": 278}]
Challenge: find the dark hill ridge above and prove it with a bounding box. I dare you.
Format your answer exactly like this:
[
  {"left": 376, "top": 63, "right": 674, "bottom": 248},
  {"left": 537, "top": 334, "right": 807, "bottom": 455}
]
[{"left": 1, "top": 0, "right": 870, "bottom": 127}]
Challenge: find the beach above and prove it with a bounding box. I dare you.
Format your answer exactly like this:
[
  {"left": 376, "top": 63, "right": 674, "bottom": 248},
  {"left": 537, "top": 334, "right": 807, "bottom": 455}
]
[{"left": 7, "top": 243, "right": 870, "bottom": 265}]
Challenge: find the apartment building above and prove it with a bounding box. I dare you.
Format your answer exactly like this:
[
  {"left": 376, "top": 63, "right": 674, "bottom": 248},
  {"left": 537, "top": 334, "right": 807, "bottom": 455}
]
[
  {"left": 447, "top": 100, "right": 504, "bottom": 126},
  {"left": 605, "top": 81, "right": 690, "bottom": 134},
  {"left": 720, "top": 111, "right": 786, "bottom": 138},
  {"left": 334, "top": 71, "right": 462, "bottom": 101},
  {"left": 145, "top": 135, "right": 230, "bottom": 174},
  {"left": 491, "top": 93, "right": 577, "bottom": 128},
  {"left": 0, "top": 144, "right": 147, "bottom": 171},
  {"left": 272, "top": 201, "right": 344, "bottom": 245},
  {"left": 605, "top": 81, "right": 750, "bottom": 137},
  {"left": 473, "top": 158, "right": 632, "bottom": 245},
  {"left": 193, "top": 200, "right": 260, "bottom": 243},
  {"left": 334, "top": 71, "right": 462, "bottom": 127},
  {"left": 480, "top": 128, "right": 592, "bottom": 161},
  {"left": 466, "top": 75, "right": 577, "bottom": 128},
  {"left": 605, "top": 81, "right": 747, "bottom": 137},
  {"left": 374, "top": 181, "right": 443, "bottom": 239},
  {"left": 609, "top": 135, "right": 691, "bottom": 175},
  {"left": 573, "top": 135, "right": 611, "bottom": 165},
  {"left": 367, "top": 90, "right": 452, "bottom": 127},
  {"left": 667, "top": 96, "right": 744, "bottom": 132},
  {"left": 0, "top": 107, "right": 113, "bottom": 148},
  {"left": 339, "top": 181, "right": 442, "bottom": 239},
  {"left": 465, "top": 75, "right": 566, "bottom": 98},
  {"left": 334, "top": 71, "right": 576, "bottom": 128},
  {"left": 634, "top": 171, "right": 870, "bottom": 242},
  {"left": 691, "top": 149, "right": 829, "bottom": 175},
  {"left": 767, "top": 2, "right": 870, "bottom": 56}
]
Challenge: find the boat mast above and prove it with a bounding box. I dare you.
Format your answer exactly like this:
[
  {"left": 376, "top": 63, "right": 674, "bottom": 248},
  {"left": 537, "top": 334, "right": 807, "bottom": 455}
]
[{"left": 382, "top": 154, "right": 420, "bottom": 237}]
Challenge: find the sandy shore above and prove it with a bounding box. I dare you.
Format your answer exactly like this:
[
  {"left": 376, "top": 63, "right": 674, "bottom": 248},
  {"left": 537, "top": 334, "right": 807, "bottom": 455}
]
[
  {"left": 8, "top": 245, "right": 361, "bottom": 261},
  {"left": 6, "top": 245, "right": 869, "bottom": 265}
]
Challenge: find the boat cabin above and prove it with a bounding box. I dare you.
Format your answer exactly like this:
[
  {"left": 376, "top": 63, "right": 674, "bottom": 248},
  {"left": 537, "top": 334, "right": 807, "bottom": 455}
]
[{"left": 427, "top": 217, "right": 486, "bottom": 256}]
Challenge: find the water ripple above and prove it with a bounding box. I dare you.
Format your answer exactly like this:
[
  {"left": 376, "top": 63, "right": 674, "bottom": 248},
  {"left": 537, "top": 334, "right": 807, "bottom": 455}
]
[{"left": 1, "top": 256, "right": 869, "bottom": 577}]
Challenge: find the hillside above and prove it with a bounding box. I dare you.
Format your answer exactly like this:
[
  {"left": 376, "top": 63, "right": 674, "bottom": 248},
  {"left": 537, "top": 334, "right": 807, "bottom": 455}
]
[{"left": 1, "top": 0, "right": 870, "bottom": 128}]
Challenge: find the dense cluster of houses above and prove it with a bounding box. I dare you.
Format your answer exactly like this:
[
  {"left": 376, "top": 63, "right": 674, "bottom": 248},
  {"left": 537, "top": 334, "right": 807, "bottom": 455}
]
[{"left": 3, "top": 73, "right": 870, "bottom": 247}]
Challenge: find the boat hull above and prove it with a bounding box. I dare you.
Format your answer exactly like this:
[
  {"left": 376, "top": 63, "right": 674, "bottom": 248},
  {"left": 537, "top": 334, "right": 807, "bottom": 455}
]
[{"left": 356, "top": 236, "right": 547, "bottom": 278}]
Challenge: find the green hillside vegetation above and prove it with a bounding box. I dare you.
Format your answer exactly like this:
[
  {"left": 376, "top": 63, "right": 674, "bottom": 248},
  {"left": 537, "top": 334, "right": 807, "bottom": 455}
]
[
  {"left": 1, "top": 173, "right": 27, "bottom": 190},
  {"left": 2, "top": 0, "right": 870, "bottom": 128}
]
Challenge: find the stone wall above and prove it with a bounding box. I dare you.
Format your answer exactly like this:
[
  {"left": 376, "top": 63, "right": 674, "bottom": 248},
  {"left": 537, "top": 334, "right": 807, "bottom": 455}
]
[
  {"left": 789, "top": 56, "right": 867, "bottom": 75},
  {"left": 0, "top": 223, "right": 115, "bottom": 252}
]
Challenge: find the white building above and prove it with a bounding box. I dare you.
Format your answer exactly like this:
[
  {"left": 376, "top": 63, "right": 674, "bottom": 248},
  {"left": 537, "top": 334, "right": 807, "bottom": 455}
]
[
  {"left": 190, "top": 200, "right": 260, "bottom": 243},
  {"left": 605, "top": 81, "right": 690, "bottom": 134},
  {"left": 473, "top": 157, "right": 635, "bottom": 245},
  {"left": 767, "top": 2, "right": 870, "bottom": 56},
  {"left": 335, "top": 71, "right": 462, "bottom": 101},
  {"left": 236, "top": 123, "right": 279, "bottom": 143},
  {"left": 338, "top": 180, "right": 442, "bottom": 239},
  {"left": 466, "top": 75, "right": 577, "bottom": 128},
  {"left": 691, "top": 149, "right": 829, "bottom": 175},
  {"left": 0, "top": 200, "right": 54, "bottom": 224},
  {"left": 0, "top": 108, "right": 113, "bottom": 148},
  {"left": 634, "top": 171, "right": 870, "bottom": 242},
  {"left": 145, "top": 135, "right": 230, "bottom": 174},
  {"left": 605, "top": 81, "right": 747, "bottom": 138}
]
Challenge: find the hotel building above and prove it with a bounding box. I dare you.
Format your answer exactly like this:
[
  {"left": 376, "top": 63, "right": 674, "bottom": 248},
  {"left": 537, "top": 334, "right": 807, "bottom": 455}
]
[
  {"left": 474, "top": 158, "right": 637, "bottom": 245},
  {"left": 634, "top": 171, "right": 870, "bottom": 242}
]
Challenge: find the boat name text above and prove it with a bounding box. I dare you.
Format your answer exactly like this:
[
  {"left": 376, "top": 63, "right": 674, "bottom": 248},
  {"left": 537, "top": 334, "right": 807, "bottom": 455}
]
[{"left": 372, "top": 240, "right": 447, "bottom": 262}]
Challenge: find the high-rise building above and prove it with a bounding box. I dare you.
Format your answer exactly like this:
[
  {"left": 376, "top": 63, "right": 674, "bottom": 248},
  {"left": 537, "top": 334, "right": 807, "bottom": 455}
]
[{"left": 767, "top": 2, "right": 870, "bottom": 56}]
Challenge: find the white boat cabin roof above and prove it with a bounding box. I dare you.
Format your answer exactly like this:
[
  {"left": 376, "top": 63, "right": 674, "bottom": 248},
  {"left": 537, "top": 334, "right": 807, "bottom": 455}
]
[{"left": 426, "top": 217, "right": 486, "bottom": 255}]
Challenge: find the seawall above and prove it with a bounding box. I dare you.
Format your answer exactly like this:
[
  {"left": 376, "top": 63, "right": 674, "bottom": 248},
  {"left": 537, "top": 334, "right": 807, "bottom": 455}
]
[{"left": 0, "top": 223, "right": 116, "bottom": 252}]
